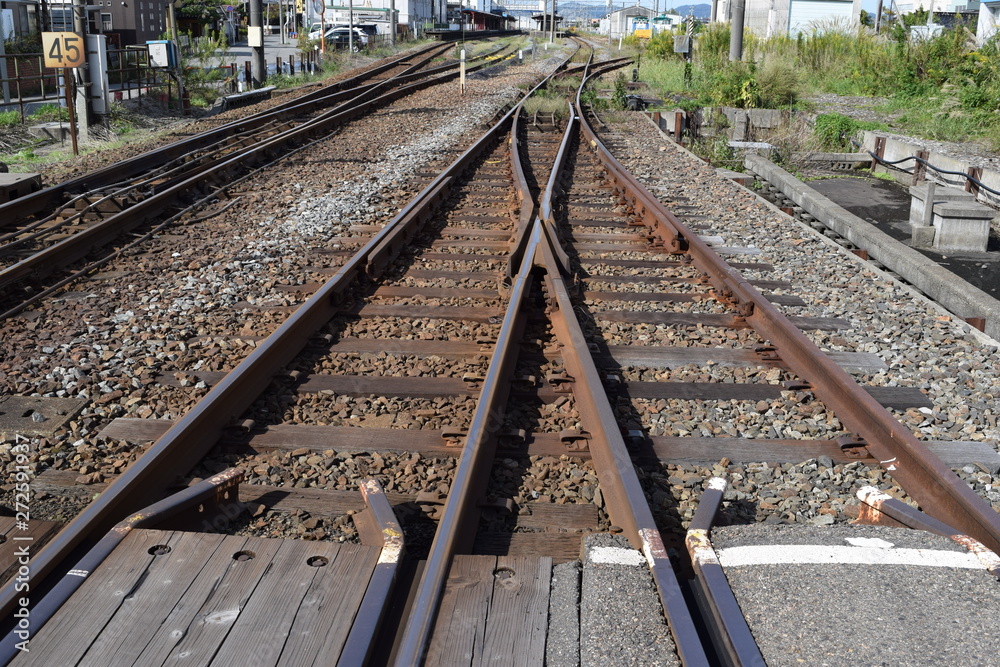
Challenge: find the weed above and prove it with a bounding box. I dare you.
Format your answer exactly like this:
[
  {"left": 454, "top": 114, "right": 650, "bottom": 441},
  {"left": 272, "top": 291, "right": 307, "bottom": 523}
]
[
  {"left": 0, "top": 111, "right": 20, "bottom": 128},
  {"left": 814, "top": 113, "right": 887, "bottom": 150},
  {"left": 30, "top": 104, "right": 69, "bottom": 123}
]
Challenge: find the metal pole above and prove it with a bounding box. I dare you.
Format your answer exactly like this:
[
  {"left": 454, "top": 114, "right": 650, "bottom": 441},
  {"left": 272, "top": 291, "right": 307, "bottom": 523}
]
[
  {"left": 64, "top": 69, "right": 79, "bottom": 155},
  {"left": 728, "top": 0, "right": 744, "bottom": 61},
  {"left": 389, "top": 0, "right": 396, "bottom": 46},
  {"left": 279, "top": 0, "right": 285, "bottom": 43},
  {"left": 349, "top": 0, "right": 354, "bottom": 53},
  {"left": 168, "top": 2, "right": 187, "bottom": 114},
  {"left": 319, "top": 2, "right": 326, "bottom": 54},
  {"left": 250, "top": 0, "right": 265, "bottom": 87},
  {"left": 549, "top": 0, "right": 555, "bottom": 42},
  {"left": 0, "top": 35, "right": 10, "bottom": 105},
  {"left": 72, "top": 0, "right": 89, "bottom": 138}
]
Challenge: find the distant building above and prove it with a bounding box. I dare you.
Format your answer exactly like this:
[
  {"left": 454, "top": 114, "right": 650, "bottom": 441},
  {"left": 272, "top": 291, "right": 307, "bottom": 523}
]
[
  {"left": 715, "top": 0, "right": 861, "bottom": 37},
  {"left": 602, "top": 4, "right": 655, "bottom": 38},
  {"left": 979, "top": 0, "right": 1000, "bottom": 42}
]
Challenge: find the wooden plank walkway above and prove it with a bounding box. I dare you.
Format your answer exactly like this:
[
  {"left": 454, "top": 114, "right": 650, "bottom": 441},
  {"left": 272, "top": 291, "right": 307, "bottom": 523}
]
[
  {"left": 425, "top": 555, "right": 552, "bottom": 666},
  {"left": 12, "top": 530, "right": 380, "bottom": 666}
]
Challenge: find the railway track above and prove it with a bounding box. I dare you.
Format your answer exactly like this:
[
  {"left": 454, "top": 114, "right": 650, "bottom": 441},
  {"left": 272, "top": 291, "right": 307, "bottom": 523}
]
[
  {"left": 0, "top": 40, "right": 521, "bottom": 317},
  {"left": 1, "top": 40, "right": 998, "bottom": 666}
]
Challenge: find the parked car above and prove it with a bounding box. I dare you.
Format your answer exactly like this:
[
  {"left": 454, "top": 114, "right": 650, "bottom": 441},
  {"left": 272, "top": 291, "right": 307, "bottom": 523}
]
[{"left": 325, "top": 27, "right": 368, "bottom": 50}]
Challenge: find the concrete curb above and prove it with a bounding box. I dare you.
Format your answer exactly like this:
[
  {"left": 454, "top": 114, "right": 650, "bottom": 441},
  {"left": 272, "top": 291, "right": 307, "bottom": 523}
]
[{"left": 745, "top": 153, "right": 1000, "bottom": 342}]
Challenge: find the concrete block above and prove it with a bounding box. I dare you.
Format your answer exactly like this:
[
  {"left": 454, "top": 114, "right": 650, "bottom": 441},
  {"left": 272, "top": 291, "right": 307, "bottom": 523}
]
[
  {"left": 715, "top": 168, "right": 753, "bottom": 187},
  {"left": 28, "top": 122, "right": 74, "bottom": 142},
  {"left": 911, "top": 225, "right": 936, "bottom": 248},
  {"left": 932, "top": 201, "right": 994, "bottom": 252},
  {"left": 748, "top": 108, "right": 782, "bottom": 128},
  {"left": 909, "top": 183, "right": 974, "bottom": 226},
  {"left": 0, "top": 172, "right": 42, "bottom": 204}
]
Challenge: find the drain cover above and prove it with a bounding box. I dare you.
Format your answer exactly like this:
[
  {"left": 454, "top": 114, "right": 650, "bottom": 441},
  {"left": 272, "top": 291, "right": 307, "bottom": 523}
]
[{"left": 0, "top": 396, "right": 86, "bottom": 437}]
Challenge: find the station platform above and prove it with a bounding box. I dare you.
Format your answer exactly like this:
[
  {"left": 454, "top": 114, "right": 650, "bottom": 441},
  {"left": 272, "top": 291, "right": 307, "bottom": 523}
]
[{"left": 713, "top": 523, "right": 1000, "bottom": 665}]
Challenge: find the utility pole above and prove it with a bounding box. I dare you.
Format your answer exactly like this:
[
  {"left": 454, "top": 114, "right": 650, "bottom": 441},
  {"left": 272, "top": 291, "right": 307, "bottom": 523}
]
[
  {"left": 728, "top": 0, "right": 744, "bottom": 61},
  {"left": 71, "top": 0, "right": 89, "bottom": 139},
  {"left": 250, "top": 0, "right": 265, "bottom": 87},
  {"left": 389, "top": 0, "right": 396, "bottom": 46},
  {"left": 548, "top": 0, "right": 555, "bottom": 42},
  {"left": 168, "top": 1, "right": 186, "bottom": 113}
]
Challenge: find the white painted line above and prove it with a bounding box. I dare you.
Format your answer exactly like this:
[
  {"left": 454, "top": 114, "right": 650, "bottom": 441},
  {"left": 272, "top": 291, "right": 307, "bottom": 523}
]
[
  {"left": 590, "top": 546, "right": 645, "bottom": 566},
  {"left": 845, "top": 537, "right": 895, "bottom": 549},
  {"left": 716, "top": 544, "right": 984, "bottom": 569}
]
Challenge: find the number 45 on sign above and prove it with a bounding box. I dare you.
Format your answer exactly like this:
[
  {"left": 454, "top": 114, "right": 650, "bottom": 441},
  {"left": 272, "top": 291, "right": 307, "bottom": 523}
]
[{"left": 42, "top": 32, "right": 86, "bottom": 68}]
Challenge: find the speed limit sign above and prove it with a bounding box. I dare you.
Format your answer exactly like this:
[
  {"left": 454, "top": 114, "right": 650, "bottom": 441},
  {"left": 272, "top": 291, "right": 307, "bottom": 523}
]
[{"left": 42, "top": 32, "right": 86, "bottom": 68}]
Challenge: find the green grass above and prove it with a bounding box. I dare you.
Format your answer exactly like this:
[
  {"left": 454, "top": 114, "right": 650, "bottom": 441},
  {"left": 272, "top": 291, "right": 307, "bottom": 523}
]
[
  {"left": 637, "top": 23, "right": 1000, "bottom": 150},
  {"left": 0, "top": 111, "right": 20, "bottom": 128},
  {"left": 29, "top": 104, "right": 69, "bottom": 123},
  {"left": 523, "top": 95, "right": 570, "bottom": 117}
]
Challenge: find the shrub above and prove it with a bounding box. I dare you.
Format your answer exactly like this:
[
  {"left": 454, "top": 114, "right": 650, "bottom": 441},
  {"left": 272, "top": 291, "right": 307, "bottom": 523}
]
[
  {"left": 813, "top": 113, "right": 887, "bottom": 150},
  {"left": 756, "top": 59, "right": 800, "bottom": 107}
]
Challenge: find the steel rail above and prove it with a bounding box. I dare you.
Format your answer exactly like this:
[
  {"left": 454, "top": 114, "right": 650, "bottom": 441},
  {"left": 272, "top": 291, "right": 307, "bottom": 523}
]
[
  {"left": 502, "top": 103, "right": 538, "bottom": 284},
  {"left": 390, "top": 48, "right": 585, "bottom": 665},
  {"left": 533, "top": 230, "right": 709, "bottom": 665},
  {"left": 686, "top": 478, "right": 765, "bottom": 666},
  {"left": 0, "top": 54, "right": 575, "bottom": 626},
  {"left": 392, "top": 223, "right": 541, "bottom": 666},
  {"left": 0, "top": 42, "right": 456, "bottom": 227},
  {"left": 575, "top": 74, "right": 1000, "bottom": 554},
  {"left": 0, "top": 56, "right": 508, "bottom": 295},
  {"left": 503, "top": 38, "right": 588, "bottom": 283}
]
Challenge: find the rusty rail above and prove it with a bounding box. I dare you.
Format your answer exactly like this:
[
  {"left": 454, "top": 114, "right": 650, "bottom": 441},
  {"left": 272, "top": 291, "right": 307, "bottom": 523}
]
[
  {"left": 0, "top": 47, "right": 579, "bottom": 629},
  {"left": 575, "top": 69, "right": 1000, "bottom": 555},
  {"left": 0, "top": 43, "right": 453, "bottom": 227},
  {"left": 685, "top": 478, "right": 765, "bottom": 665},
  {"left": 0, "top": 51, "right": 510, "bottom": 296}
]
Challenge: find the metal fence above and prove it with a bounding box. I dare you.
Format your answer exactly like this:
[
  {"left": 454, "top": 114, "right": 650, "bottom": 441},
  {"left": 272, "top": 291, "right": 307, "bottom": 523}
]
[{"left": 0, "top": 44, "right": 161, "bottom": 123}]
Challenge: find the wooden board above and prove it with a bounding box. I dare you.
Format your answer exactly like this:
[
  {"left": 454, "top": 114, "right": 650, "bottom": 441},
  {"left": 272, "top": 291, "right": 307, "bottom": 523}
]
[
  {"left": 620, "top": 381, "right": 932, "bottom": 409},
  {"left": 478, "top": 556, "right": 551, "bottom": 667},
  {"left": 13, "top": 531, "right": 381, "bottom": 667},
  {"left": 425, "top": 555, "right": 551, "bottom": 666},
  {"left": 600, "top": 345, "right": 886, "bottom": 373},
  {"left": 13, "top": 528, "right": 180, "bottom": 666},
  {"left": 579, "top": 258, "right": 773, "bottom": 271},
  {"left": 473, "top": 533, "right": 583, "bottom": 563},
  {"left": 424, "top": 555, "right": 497, "bottom": 666},
  {"left": 584, "top": 290, "right": 806, "bottom": 307},
  {"left": 0, "top": 517, "right": 62, "bottom": 586},
  {"left": 353, "top": 304, "right": 503, "bottom": 322}
]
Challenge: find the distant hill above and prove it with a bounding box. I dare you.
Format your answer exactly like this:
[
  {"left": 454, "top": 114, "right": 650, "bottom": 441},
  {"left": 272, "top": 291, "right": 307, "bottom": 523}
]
[
  {"left": 671, "top": 4, "right": 711, "bottom": 18},
  {"left": 553, "top": 2, "right": 711, "bottom": 21}
]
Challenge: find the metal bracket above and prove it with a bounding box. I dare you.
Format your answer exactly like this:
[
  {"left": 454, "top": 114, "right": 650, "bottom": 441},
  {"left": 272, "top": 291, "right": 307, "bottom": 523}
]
[
  {"left": 837, "top": 435, "right": 872, "bottom": 460},
  {"left": 415, "top": 490, "right": 447, "bottom": 520},
  {"left": 754, "top": 345, "right": 781, "bottom": 364},
  {"left": 560, "top": 429, "right": 592, "bottom": 452},
  {"left": 547, "top": 371, "right": 575, "bottom": 393},
  {"left": 441, "top": 428, "right": 467, "bottom": 447},
  {"left": 782, "top": 380, "right": 813, "bottom": 391},
  {"left": 478, "top": 496, "right": 515, "bottom": 513},
  {"left": 462, "top": 374, "right": 484, "bottom": 390}
]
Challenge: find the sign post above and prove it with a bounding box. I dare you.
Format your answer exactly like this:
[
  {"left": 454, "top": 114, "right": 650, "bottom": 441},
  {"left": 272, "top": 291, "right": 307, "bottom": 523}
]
[{"left": 42, "top": 32, "right": 85, "bottom": 156}]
